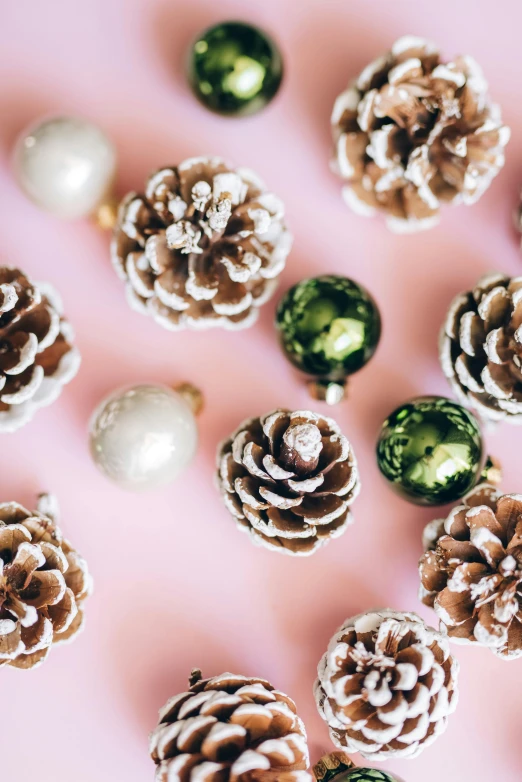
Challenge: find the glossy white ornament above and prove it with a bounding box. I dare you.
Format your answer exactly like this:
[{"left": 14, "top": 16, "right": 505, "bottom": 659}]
[
  {"left": 89, "top": 384, "right": 198, "bottom": 491},
  {"left": 14, "top": 116, "right": 117, "bottom": 219}
]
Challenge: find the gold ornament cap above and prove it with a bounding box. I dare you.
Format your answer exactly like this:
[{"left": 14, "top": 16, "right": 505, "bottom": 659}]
[{"left": 313, "top": 752, "right": 356, "bottom": 781}]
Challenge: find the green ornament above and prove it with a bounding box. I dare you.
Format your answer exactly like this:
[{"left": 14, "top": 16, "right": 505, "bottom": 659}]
[
  {"left": 344, "top": 770, "right": 402, "bottom": 782},
  {"left": 188, "top": 21, "right": 283, "bottom": 116},
  {"left": 275, "top": 275, "right": 381, "bottom": 402},
  {"left": 376, "top": 396, "right": 486, "bottom": 506}
]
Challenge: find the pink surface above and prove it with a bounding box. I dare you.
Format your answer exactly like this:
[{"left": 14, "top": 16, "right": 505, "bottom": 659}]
[{"left": 1, "top": 1, "right": 522, "bottom": 780}]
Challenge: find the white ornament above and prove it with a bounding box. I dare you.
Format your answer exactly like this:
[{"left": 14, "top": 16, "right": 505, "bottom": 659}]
[
  {"left": 14, "top": 116, "right": 117, "bottom": 219},
  {"left": 89, "top": 384, "right": 198, "bottom": 491}
]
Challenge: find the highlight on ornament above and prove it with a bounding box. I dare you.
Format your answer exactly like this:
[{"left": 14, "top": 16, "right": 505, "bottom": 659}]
[
  {"left": 0, "top": 494, "right": 92, "bottom": 670},
  {"left": 376, "top": 395, "right": 494, "bottom": 506},
  {"left": 0, "top": 266, "right": 81, "bottom": 432},
  {"left": 331, "top": 35, "right": 510, "bottom": 232},
  {"left": 89, "top": 383, "right": 201, "bottom": 491},
  {"left": 440, "top": 272, "right": 522, "bottom": 425},
  {"left": 150, "top": 669, "right": 313, "bottom": 781},
  {"left": 315, "top": 609, "right": 459, "bottom": 760},
  {"left": 420, "top": 482, "right": 522, "bottom": 660},
  {"left": 188, "top": 20, "right": 283, "bottom": 116},
  {"left": 217, "top": 408, "right": 360, "bottom": 556},
  {"left": 112, "top": 157, "right": 292, "bottom": 331},
  {"left": 14, "top": 115, "right": 117, "bottom": 220},
  {"left": 276, "top": 275, "right": 381, "bottom": 404}
]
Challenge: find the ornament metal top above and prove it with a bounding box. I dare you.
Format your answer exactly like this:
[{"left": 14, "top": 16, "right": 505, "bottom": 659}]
[
  {"left": 188, "top": 21, "right": 283, "bottom": 116},
  {"left": 376, "top": 395, "right": 491, "bottom": 506},
  {"left": 276, "top": 275, "right": 381, "bottom": 403}
]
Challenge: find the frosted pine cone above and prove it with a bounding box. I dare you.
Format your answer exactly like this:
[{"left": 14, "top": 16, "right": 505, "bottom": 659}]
[
  {"left": 0, "top": 267, "right": 80, "bottom": 432},
  {"left": 112, "top": 157, "right": 292, "bottom": 331},
  {"left": 150, "top": 670, "right": 312, "bottom": 782},
  {"left": 314, "top": 610, "right": 459, "bottom": 760},
  {"left": 419, "top": 484, "right": 522, "bottom": 660},
  {"left": 0, "top": 494, "right": 92, "bottom": 670},
  {"left": 332, "top": 36, "right": 509, "bottom": 232},
  {"left": 440, "top": 272, "right": 522, "bottom": 424},
  {"left": 216, "top": 409, "right": 360, "bottom": 556}
]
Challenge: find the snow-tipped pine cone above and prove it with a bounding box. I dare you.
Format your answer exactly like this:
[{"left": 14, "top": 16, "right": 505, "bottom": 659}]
[
  {"left": 440, "top": 272, "right": 522, "bottom": 424},
  {"left": 314, "top": 610, "right": 459, "bottom": 760},
  {"left": 332, "top": 35, "right": 509, "bottom": 232},
  {"left": 111, "top": 157, "right": 292, "bottom": 331},
  {"left": 216, "top": 409, "right": 360, "bottom": 556},
  {"left": 0, "top": 494, "right": 92, "bottom": 670},
  {"left": 0, "top": 267, "right": 80, "bottom": 432},
  {"left": 149, "top": 670, "right": 312, "bottom": 782},
  {"left": 420, "top": 483, "right": 522, "bottom": 660}
]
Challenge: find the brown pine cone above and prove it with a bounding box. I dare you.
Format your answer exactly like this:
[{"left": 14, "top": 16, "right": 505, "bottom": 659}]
[
  {"left": 149, "top": 670, "right": 312, "bottom": 782},
  {"left": 332, "top": 36, "right": 509, "bottom": 232},
  {"left": 216, "top": 409, "right": 360, "bottom": 556},
  {"left": 0, "top": 494, "right": 92, "bottom": 670},
  {"left": 440, "top": 272, "right": 522, "bottom": 424},
  {"left": 314, "top": 610, "right": 459, "bottom": 760},
  {"left": 419, "top": 483, "right": 522, "bottom": 660},
  {"left": 0, "top": 266, "right": 80, "bottom": 432},
  {"left": 111, "top": 157, "right": 292, "bottom": 331}
]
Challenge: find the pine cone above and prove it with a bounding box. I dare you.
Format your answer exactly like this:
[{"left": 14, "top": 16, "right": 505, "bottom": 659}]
[
  {"left": 439, "top": 272, "right": 522, "bottom": 424},
  {"left": 314, "top": 610, "right": 459, "bottom": 760},
  {"left": 216, "top": 409, "right": 360, "bottom": 556},
  {"left": 332, "top": 35, "right": 509, "bottom": 232},
  {"left": 0, "top": 494, "right": 92, "bottom": 670},
  {"left": 0, "top": 267, "right": 80, "bottom": 432},
  {"left": 111, "top": 157, "right": 292, "bottom": 331},
  {"left": 419, "top": 483, "right": 522, "bottom": 660},
  {"left": 149, "top": 670, "right": 312, "bottom": 782}
]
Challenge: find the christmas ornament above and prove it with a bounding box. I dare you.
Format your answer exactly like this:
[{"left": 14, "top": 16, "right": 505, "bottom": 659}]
[
  {"left": 420, "top": 483, "right": 522, "bottom": 659},
  {"left": 14, "top": 116, "right": 117, "bottom": 219},
  {"left": 217, "top": 408, "right": 360, "bottom": 556},
  {"left": 0, "top": 494, "right": 92, "bottom": 670},
  {"left": 376, "top": 395, "right": 487, "bottom": 506},
  {"left": 112, "top": 157, "right": 292, "bottom": 331},
  {"left": 276, "top": 275, "right": 381, "bottom": 403},
  {"left": 150, "top": 669, "right": 313, "bottom": 781},
  {"left": 312, "top": 753, "right": 403, "bottom": 782},
  {"left": 89, "top": 383, "right": 200, "bottom": 491},
  {"left": 440, "top": 272, "right": 522, "bottom": 425},
  {"left": 332, "top": 35, "right": 509, "bottom": 232},
  {"left": 314, "top": 609, "right": 459, "bottom": 761},
  {"left": 0, "top": 266, "right": 80, "bottom": 432},
  {"left": 188, "top": 21, "right": 283, "bottom": 116}
]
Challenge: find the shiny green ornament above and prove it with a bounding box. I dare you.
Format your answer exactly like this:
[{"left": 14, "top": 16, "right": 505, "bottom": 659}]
[
  {"left": 343, "top": 771, "right": 402, "bottom": 782},
  {"left": 376, "top": 396, "right": 485, "bottom": 506},
  {"left": 188, "top": 21, "right": 283, "bottom": 116},
  {"left": 275, "top": 275, "right": 381, "bottom": 403}
]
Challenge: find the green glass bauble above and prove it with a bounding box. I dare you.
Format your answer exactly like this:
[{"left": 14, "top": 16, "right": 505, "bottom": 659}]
[
  {"left": 275, "top": 275, "right": 381, "bottom": 401},
  {"left": 343, "top": 770, "right": 402, "bottom": 782},
  {"left": 188, "top": 21, "right": 283, "bottom": 116},
  {"left": 376, "top": 396, "right": 485, "bottom": 506}
]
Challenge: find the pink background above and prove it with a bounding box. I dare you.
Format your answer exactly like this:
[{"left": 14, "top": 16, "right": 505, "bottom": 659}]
[{"left": 1, "top": 0, "right": 522, "bottom": 780}]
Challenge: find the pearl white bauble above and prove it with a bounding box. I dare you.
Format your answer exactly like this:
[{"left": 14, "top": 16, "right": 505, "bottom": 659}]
[
  {"left": 89, "top": 385, "right": 198, "bottom": 491},
  {"left": 14, "top": 116, "right": 117, "bottom": 219}
]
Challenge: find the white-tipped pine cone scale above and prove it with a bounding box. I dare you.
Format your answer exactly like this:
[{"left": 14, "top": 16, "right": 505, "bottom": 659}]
[
  {"left": 440, "top": 273, "right": 522, "bottom": 425},
  {"left": 216, "top": 409, "right": 360, "bottom": 556},
  {"left": 0, "top": 267, "right": 80, "bottom": 431},
  {"left": 150, "top": 670, "right": 313, "bottom": 782},
  {"left": 0, "top": 494, "right": 92, "bottom": 670},
  {"left": 314, "top": 610, "right": 459, "bottom": 761},
  {"left": 332, "top": 36, "right": 509, "bottom": 232},
  {"left": 111, "top": 157, "right": 292, "bottom": 331},
  {"left": 419, "top": 483, "right": 522, "bottom": 659}
]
